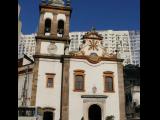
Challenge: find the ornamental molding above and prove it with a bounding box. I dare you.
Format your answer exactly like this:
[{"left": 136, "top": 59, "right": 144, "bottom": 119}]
[
  {"left": 83, "top": 31, "right": 103, "bottom": 40},
  {"left": 69, "top": 52, "right": 117, "bottom": 64}
]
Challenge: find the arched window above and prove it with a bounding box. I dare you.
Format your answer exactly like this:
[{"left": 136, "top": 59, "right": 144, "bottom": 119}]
[
  {"left": 57, "top": 20, "right": 64, "bottom": 37},
  {"left": 44, "top": 19, "right": 51, "bottom": 35}
]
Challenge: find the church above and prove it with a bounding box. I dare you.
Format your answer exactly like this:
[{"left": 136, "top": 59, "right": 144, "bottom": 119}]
[{"left": 18, "top": 0, "right": 126, "bottom": 120}]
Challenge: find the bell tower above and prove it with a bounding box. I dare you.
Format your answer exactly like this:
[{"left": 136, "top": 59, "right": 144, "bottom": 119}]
[
  {"left": 35, "top": 0, "right": 72, "bottom": 56},
  {"left": 31, "top": 1, "right": 72, "bottom": 120}
]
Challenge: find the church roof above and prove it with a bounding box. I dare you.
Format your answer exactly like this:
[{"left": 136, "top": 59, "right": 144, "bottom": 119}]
[{"left": 18, "top": 54, "right": 34, "bottom": 67}]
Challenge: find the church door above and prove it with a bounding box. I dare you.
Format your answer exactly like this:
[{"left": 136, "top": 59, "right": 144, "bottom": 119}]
[
  {"left": 43, "top": 111, "right": 53, "bottom": 120},
  {"left": 88, "top": 104, "right": 101, "bottom": 120}
]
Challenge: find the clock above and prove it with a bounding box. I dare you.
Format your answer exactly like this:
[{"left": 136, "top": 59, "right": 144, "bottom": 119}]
[{"left": 47, "top": 43, "right": 58, "bottom": 54}]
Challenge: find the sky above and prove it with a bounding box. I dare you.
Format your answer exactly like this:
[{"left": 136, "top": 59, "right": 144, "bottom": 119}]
[{"left": 18, "top": 0, "right": 140, "bottom": 34}]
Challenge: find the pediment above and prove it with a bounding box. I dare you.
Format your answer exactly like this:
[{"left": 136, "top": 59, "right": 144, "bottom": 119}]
[
  {"left": 69, "top": 29, "right": 117, "bottom": 64},
  {"left": 83, "top": 31, "right": 103, "bottom": 40}
]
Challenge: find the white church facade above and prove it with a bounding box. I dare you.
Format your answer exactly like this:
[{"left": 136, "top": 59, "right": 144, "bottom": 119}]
[{"left": 18, "top": 0, "right": 126, "bottom": 120}]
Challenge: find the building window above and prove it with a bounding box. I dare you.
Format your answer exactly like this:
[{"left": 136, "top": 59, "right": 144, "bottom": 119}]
[
  {"left": 75, "top": 75, "right": 84, "bottom": 90},
  {"left": 105, "top": 77, "right": 113, "bottom": 91},
  {"left": 74, "top": 69, "right": 85, "bottom": 91},
  {"left": 46, "top": 73, "right": 55, "bottom": 88},
  {"left": 44, "top": 19, "right": 51, "bottom": 34},
  {"left": 57, "top": 20, "right": 64, "bottom": 37},
  {"left": 103, "top": 71, "right": 114, "bottom": 92},
  {"left": 47, "top": 78, "right": 53, "bottom": 88}
]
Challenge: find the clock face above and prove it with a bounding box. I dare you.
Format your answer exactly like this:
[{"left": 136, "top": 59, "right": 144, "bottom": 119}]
[{"left": 47, "top": 43, "right": 58, "bottom": 54}]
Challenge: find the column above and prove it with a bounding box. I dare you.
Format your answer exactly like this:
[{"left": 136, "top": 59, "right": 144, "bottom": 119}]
[
  {"left": 63, "top": 15, "right": 70, "bottom": 39},
  {"left": 51, "top": 14, "right": 57, "bottom": 37},
  {"left": 61, "top": 58, "right": 70, "bottom": 120},
  {"left": 30, "top": 59, "right": 39, "bottom": 106},
  {"left": 117, "top": 63, "right": 126, "bottom": 120},
  {"left": 38, "top": 12, "right": 45, "bottom": 36}
]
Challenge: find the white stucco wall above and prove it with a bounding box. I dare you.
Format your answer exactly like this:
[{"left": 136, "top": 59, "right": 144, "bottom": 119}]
[
  {"left": 132, "top": 86, "right": 140, "bottom": 105},
  {"left": 57, "top": 14, "right": 66, "bottom": 22},
  {"left": 69, "top": 59, "right": 120, "bottom": 120},
  {"left": 34, "top": 57, "right": 123, "bottom": 120},
  {"left": 44, "top": 12, "right": 53, "bottom": 20},
  {"left": 35, "top": 58, "right": 62, "bottom": 120},
  {"left": 40, "top": 42, "right": 65, "bottom": 55}
]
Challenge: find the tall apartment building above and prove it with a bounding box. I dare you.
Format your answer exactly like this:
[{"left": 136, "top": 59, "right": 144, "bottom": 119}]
[
  {"left": 69, "top": 30, "right": 133, "bottom": 65},
  {"left": 18, "top": 34, "right": 36, "bottom": 60},
  {"left": 18, "top": 3, "right": 22, "bottom": 42},
  {"left": 129, "top": 31, "right": 140, "bottom": 66}
]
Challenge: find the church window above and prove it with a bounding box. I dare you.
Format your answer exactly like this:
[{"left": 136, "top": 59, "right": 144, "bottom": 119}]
[
  {"left": 74, "top": 70, "right": 85, "bottom": 91},
  {"left": 75, "top": 75, "right": 84, "bottom": 90},
  {"left": 105, "top": 77, "right": 113, "bottom": 91},
  {"left": 47, "top": 78, "right": 53, "bottom": 88},
  {"left": 103, "top": 71, "right": 114, "bottom": 92},
  {"left": 46, "top": 73, "right": 55, "bottom": 88},
  {"left": 44, "top": 19, "right": 51, "bottom": 34},
  {"left": 57, "top": 20, "right": 64, "bottom": 37}
]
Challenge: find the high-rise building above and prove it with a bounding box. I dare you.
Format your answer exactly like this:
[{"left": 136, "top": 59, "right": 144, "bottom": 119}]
[
  {"left": 69, "top": 30, "right": 133, "bottom": 65},
  {"left": 18, "top": 3, "right": 22, "bottom": 42},
  {"left": 18, "top": 34, "right": 36, "bottom": 60},
  {"left": 129, "top": 31, "right": 140, "bottom": 66}
]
